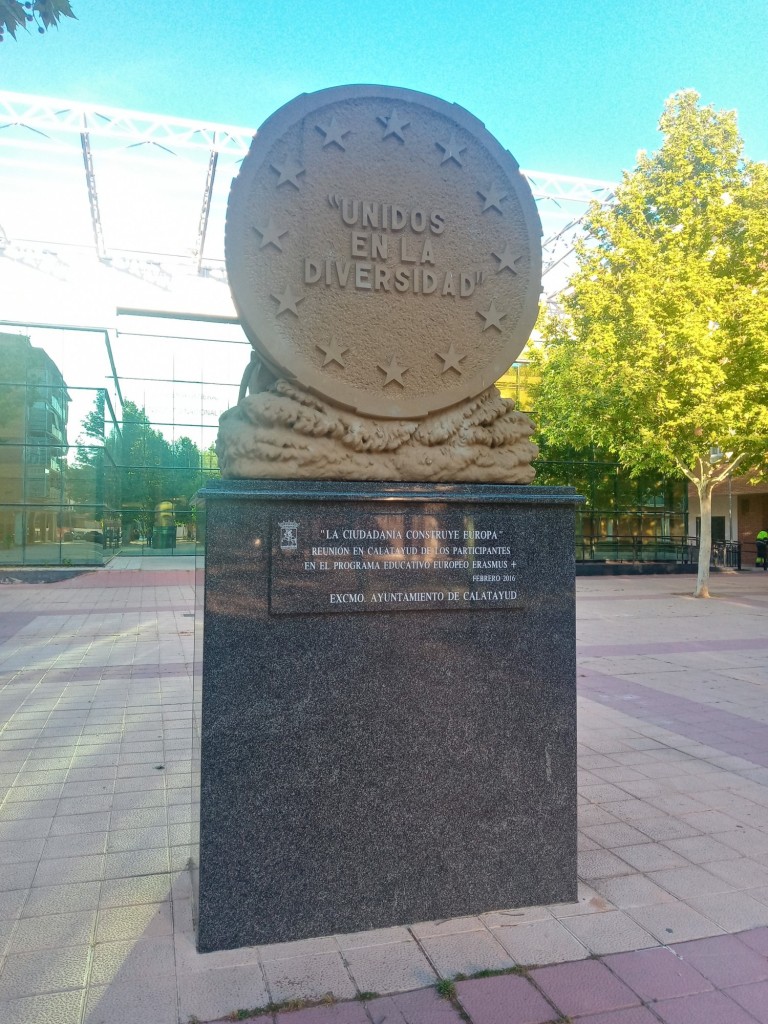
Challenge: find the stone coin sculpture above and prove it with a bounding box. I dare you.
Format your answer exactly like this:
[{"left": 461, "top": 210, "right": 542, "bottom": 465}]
[{"left": 218, "top": 85, "right": 542, "bottom": 481}]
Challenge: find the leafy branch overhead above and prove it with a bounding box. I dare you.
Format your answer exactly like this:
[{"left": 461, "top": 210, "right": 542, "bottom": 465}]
[{"left": 0, "top": 0, "right": 76, "bottom": 42}]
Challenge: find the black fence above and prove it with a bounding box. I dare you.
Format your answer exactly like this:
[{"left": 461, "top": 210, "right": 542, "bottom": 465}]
[{"left": 577, "top": 536, "right": 741, "bottom": 569}]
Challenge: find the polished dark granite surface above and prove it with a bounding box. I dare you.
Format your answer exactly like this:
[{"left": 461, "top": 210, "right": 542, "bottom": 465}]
[{"left": 196, "top": 481, "right": 581, "bottom": 952}]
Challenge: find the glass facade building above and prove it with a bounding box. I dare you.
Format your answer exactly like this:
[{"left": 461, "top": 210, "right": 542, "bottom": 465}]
[
  {"left": 0, "top": 330, "right": 688, "bottom": 567},
  {"left": 1, "top": 91, "right": 697, "bottom": 568},
  {"left": 0, "top": 319, "right": 247, "bottom": 564}
]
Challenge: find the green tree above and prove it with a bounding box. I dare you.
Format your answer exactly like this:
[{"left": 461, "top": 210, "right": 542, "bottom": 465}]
[
  {"left": 114, "top": 400, "right": 171, "bottom": 537},
  {"left": 0, "top": 0, "right": 75, "bottom": 42},
  {"left": 70, "top": 394, "right": 215, "bottom": 542},
  {"left": 531, "top": 91, "right": 768, "bottom": 597}
]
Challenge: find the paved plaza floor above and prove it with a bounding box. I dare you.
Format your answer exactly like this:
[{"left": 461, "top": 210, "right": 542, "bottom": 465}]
[{"left": 1, "top": 563, "right": 768, "bottom": 1023}]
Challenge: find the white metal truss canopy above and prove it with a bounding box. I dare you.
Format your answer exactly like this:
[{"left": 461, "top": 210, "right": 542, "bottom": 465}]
[{"left": 0, "top": 91, "right": 615, "bottom": 301}]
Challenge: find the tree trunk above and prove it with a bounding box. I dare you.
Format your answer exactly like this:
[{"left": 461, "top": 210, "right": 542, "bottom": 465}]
[{"left": 695, "top": 481, "right": 714, "bottom": 598}]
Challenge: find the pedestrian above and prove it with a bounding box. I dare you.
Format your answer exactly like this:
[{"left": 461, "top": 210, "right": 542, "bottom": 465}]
[{"left": 757, "top": 530, "right": 768, "bottom": 570}]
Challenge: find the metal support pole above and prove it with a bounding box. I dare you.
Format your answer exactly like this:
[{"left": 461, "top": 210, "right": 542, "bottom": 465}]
[
  {"left": 80, "top": 130, "right": 107, "bottom": 260},
  {"left": 195, "top": 148, "right": 218, "bottom": 272}
]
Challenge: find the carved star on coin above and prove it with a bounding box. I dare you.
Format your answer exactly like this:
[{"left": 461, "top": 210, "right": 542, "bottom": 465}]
[
  {"left": 436, "top": 132, "right": 466, "bottom": 166},
  {"left": 492, "top": 243, "right": 523, "bottom": 274},
  {"left": 271, "top": 283, "right": 305, "bottom": 316},
  {"left": 316, "top": 337, "right": 349, "bottom": 368},
  {"left": 377, "top": 110, "right": 410, "bottom": 142},
  {"left": 477, "top": 299, "right": 507, "bottom": 332},
  {"left": 477, "top": 186, "right": 507, "bottom": 214},
  {"left": 436, "top": 342, "right": 466, "bottom": 374},
  {"left": 316, "top": 116, "right": 350, "bottom": 150},
  {"left": 253, "top": 218, "right": 288, "bottom": 251},
  {"left": 269, "top": 158, "right": 306, "bottom": 189},
  {"left": 225, "top": 87, "right": 543, "bottom": 420},
  {"left": 377, "top": 355, "right": 409, "bottom": 387}
]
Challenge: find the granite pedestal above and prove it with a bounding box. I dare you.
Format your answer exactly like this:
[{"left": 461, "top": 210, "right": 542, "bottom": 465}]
[{"left": 195, "top": 480, "right": 582, "bottom": 952}]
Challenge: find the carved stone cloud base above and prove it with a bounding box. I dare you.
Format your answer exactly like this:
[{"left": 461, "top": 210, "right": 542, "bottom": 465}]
[{"left": 216, "top": 380, "right": 537, "bottom": 483}]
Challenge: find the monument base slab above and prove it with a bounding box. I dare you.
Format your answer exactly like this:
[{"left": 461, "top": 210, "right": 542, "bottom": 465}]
[{"left": 195, "top": 480, "right": 581, "bottom": 953}]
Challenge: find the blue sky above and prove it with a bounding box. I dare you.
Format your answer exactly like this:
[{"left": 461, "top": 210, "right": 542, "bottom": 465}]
[{"left": 2, "top": 0, "right": 767, "bottom": 181}]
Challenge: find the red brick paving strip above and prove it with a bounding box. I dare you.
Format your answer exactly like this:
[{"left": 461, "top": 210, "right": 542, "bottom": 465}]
[
  {"left": 579, "top": 668, "right": 768, "bottom": 767},
  {"left": 726, "top": 982, "right": 768, "bottom": 1024},
  {"left": 651, "top": 988, "right": 760, "bottom": 1024},
  {"left": 668, "top": 934, "right": 768, "bottom": 988},
  {"left": 60, "top": 569, "right": 197, "bottom": 587},
  {"left": 274, "top": 1002, "right": 370, "bottom": 1023},
  {"left": 529, "top": 959, "right": 640, "bottom": 1018},
  {"left": 574, "top": 1008, "right": 663, "bottom": 1024},
  {"left": 240, "top": 929, "right": 768, "bottom": 1023},
  {"left": 601, "top": 946, "right": 713, "bottom": 1001},
  {"left": 455, "top": 973, "right": 555, "bottom": 1024},
  {"left": 367, "top": 988, "right": 464, "bottom": 1023}
]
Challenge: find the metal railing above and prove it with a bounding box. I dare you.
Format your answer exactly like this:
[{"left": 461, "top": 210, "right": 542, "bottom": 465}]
[{"left": 577, "top": 536, "right": 741, "bottom": 569}]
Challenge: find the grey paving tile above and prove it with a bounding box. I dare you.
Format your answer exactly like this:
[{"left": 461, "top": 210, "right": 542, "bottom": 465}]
[
  {"left": 335, "top": 926, "right": 412, "bottom": 949},
  {"left": 262, "top": 951, "right": 357, "bottom": 1003},
  {"left": 634, "top": 816, "right": 703, "bottom": 841},
  {"left": 102, "top": 849, "right": 169, "bottom": 879},
  {"left": 5, "top": 784, "right": 64, "bottom": 803},
  {"left": 49, "top": 811, "right": 111, "bottom": 836},
  {"left": 33, "top": 854, "right": 104, "bottom": 887},
  {"left": 89, "top": 935, "right": 176, "bottom": 987},
  {"left": 494, "top": 917, "right": 590, "bottom": 965},
  {"left": 0, "top": 838, "right": 45, "bottom": 865},
  {"left": 579, "top": 850, "right": 635, "bottom": 879},
  {"left": 706, "top": 857, "right": 768, "bottom": 889},
  {"left": 106, "top": 825, "right": 168, "bottom": 852},
  {"left": 178, "top": 964, "right": 269, "bottom": 1021},
  {"left": 560, "top": 908, "right": 657, "bottom": 954},
  {"left": 95, "top": 902, "right": 173, "bottom": 942},
  {"left": 0, "top": 817, "right": 53, "bottom": 841},
  {"left": 0, "top": 890, "right": 27, "bottom": 921},
  {"left": 259, "top": 936, "right": 339, "bottom": 961},
  {"left": 0, "top": 990, "right": 84, "bottom": 1024},
  {"left": 22, "top": 881, "right": 102, "bottom": 918},
  {"left": 110, "top": 790, "right": 166, "bottom": 811},
  {"left": 344, "top": 940, "right": 437, "bottom": 992},
  {"left": 0, "top": 944, "right": 90, "bottom": 999},
  {"left": 57, "top": 795, "right": 113, "bottom": 816},
  {"left": 109, "top": 807, "right": 167, "bottom": 831},
  {"left": 59, "top": 781, "right": 113, "bottom": 799},
  {"left": 549, "top": 882, "right": 615, "bottom": 918},
  {"left": 0, "top": 862, "right": 37, "bottom": 892},
  {"left": 112, "top": 776, "right": 166, "bottom": 796},
  {"left": 590, "top": 874, "right": 679, "bottom": 909},
  {"left": 418, "top": 929, "right": 514, "bottom": 978},
  {"left": 410, "top": 916, "right": 485, "bottom": 939},
  {"left": 0, "top": 916, "right": 14, "bottom": 955},
  {"left": 15, "top": 908, "right": 97, "bottom": 956},
  {"left": 647, "top": 865, "right": 736, "bottom": 900},
  {"left": 602, "top": 800, "right": 662, "bottom": 822},
  {"left": 627, "top": 902, "right": 724, "bottom": 943},
  {"left": 686, "top": 891, "right": 768, "bottom": 931},
  {"left": 583, "top": 823, "right": 652, "bottom": 848},
  {"left": 482, "top": 905, "right": 555, "bottom": 927},
  {"left": 0, "top": 799, "right": 59, "bottom": 821},
  {"left": 83, "top": 978, "right": 177, "bottom": 1024},
  {"left": 614, "top": 843, "right": 689, "bottom": 872},
  {"left": 578, "top": 804, "right": 623, "bottom": 827},
  {"left": 662, "top": 835, "right": 743, "bottom": 864},
  {"left": 42, "top": 832, "right": 108, "bottom": 859}
]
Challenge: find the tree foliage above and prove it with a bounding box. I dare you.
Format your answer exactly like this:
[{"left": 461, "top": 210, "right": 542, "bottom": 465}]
[
  {"left": 70, "top": 395, "right": 219, "bottom": 536},
  {"left": 0, "top": 0, "right": 75, "bottom": 43},
  {"left": 531, "top": 91, "right": 768, "bottom": 596}
]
